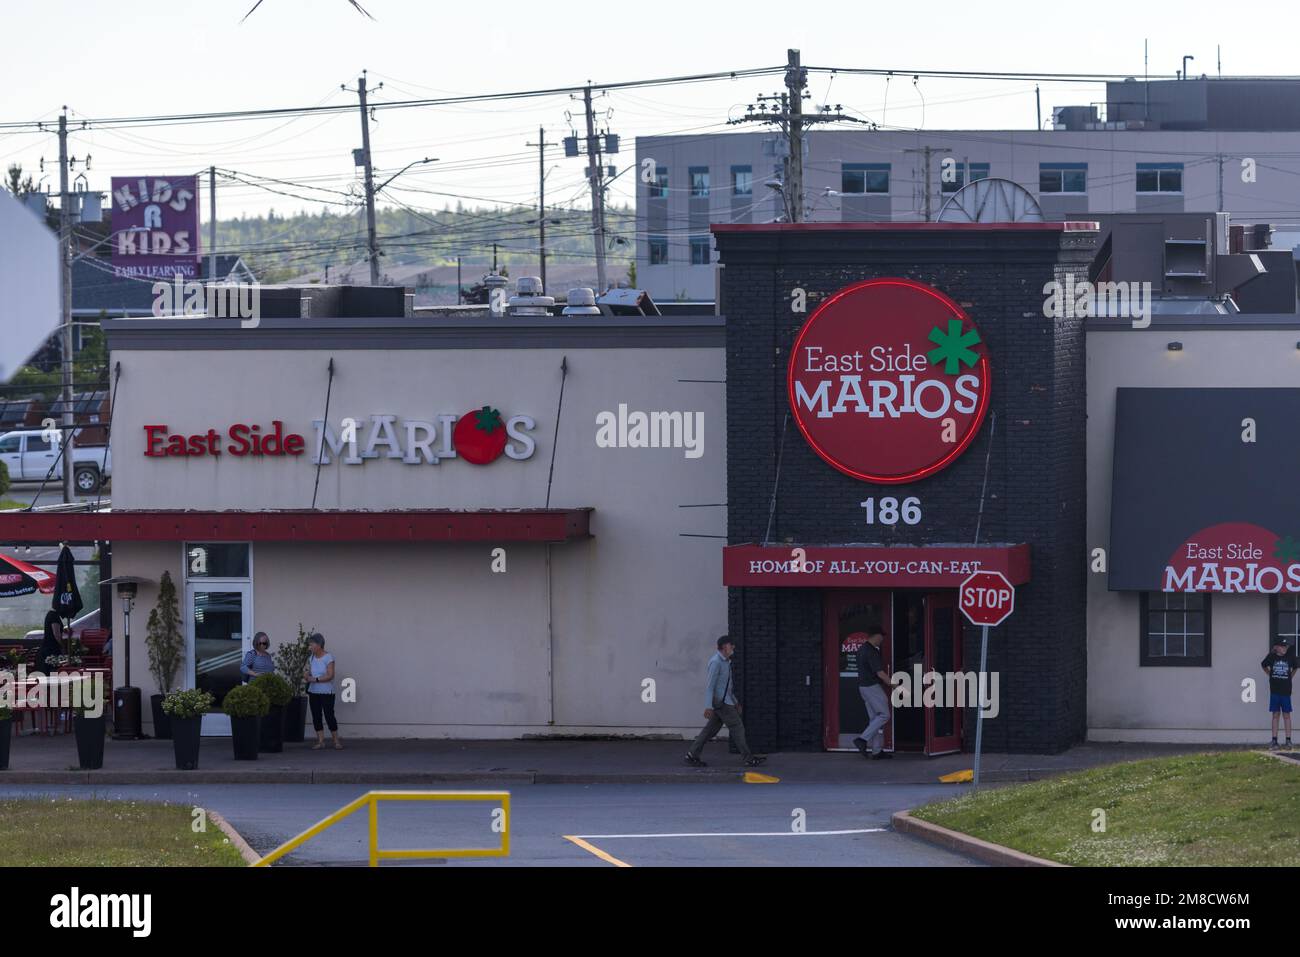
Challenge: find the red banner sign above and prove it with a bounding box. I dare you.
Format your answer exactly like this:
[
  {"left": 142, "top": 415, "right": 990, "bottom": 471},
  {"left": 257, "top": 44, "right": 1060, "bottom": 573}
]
[{"left": 722, "top": 543, "right": 1029, "bottom": 588}]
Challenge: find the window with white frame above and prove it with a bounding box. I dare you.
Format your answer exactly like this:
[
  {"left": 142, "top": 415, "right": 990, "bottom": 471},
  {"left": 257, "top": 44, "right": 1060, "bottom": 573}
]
[{"left": 1141, "top": 591, "right": 1210, "bottom": 666}]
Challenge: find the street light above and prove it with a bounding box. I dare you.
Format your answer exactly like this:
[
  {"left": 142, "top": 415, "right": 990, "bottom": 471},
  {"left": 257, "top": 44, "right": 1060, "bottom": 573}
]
[{"left": 375, "top": 156, "right": 439, "bottom": 194}]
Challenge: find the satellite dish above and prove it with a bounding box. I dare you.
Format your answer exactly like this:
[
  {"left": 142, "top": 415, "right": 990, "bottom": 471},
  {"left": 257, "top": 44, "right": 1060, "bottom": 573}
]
[{"left": 937, "top": 177, "right": 1044, "bottom": 223}]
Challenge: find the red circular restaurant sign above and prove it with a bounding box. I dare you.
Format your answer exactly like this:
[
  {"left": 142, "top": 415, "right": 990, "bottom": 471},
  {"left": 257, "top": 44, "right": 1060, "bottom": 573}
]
[{"left": 787, "top": 278, "right": 991, "bottom": 484}]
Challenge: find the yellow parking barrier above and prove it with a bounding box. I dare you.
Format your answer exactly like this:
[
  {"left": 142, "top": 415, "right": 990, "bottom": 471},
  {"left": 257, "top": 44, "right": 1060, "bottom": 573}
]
[{"left": 253, "top": 790, "right": 511, "bottom": 867}]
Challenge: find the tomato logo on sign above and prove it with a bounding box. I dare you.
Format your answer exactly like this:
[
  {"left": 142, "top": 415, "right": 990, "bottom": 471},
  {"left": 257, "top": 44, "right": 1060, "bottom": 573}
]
[{"left": 787, "top": 278, "right": 991, "bottom": 484}]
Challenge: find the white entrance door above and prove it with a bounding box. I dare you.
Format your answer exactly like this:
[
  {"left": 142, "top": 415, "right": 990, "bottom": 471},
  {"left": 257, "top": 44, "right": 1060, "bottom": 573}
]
[{"left": 184, "top": 582, "right": 253, "bottom": 735}]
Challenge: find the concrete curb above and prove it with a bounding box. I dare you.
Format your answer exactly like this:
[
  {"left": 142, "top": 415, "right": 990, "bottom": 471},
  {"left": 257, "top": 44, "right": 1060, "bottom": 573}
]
[
  {"left": 891, "top": 810, "right": 1066, "bottom": 867},
  {"left": 207, "top": 808, "right": 260, "bottom": 866},
  {"left": 0, "top": 769, "right": 743, "bottom": 785}
]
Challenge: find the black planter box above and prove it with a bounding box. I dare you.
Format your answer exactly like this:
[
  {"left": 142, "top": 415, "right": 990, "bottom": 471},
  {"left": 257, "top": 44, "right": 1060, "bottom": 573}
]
[
  {"left": 171, "top": 716, "right": 202, "bottom": 770},
  {"left": 259, "top": 704, "right": 284, "bottom": 753},
  {"left": 230, "top": 715, "right": 260, "bottom": 760},
  {"left": 283, "top": 696, "right": 307, "bottom": 743},
  {"left": 74, "top": 713, "right": 106, "bottom": 770},
  {"left": 0, "top": 718, "right": 10, "bottom": 770},
  {"left": 150, "top": 694, "right": 172, "bottom": 740}
]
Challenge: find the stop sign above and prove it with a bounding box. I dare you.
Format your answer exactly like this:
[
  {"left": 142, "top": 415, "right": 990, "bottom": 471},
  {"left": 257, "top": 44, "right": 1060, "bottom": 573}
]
[{"left": 959, "top": 570, "right": 1015, "bottom": 627}]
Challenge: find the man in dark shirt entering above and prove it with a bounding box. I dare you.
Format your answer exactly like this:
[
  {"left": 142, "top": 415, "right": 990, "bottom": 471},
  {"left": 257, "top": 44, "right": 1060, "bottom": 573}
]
[
  {"left": 853, "top": 629, "right": 894, "bottom": 760},
  {"left": 1261, "top": 637, "right": 1297, "bottom": 750}
]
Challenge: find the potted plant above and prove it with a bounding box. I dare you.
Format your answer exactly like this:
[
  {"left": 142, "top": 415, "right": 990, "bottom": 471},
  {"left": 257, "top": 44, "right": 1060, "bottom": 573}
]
[
  {"left": 161, "top": 688, "right": 213, "bottom": 770},
  {"left": 145, "top": 571, "right": 184, "bottom": 740},
  {"left": 274, "top": 625, "right": 313, "bottom": 743},
  {"left": 222, "top": 684, "right": 269, "bottom": 760},
  {"left": 72, "top": 677, "right": 106, "bottom": 770},
  {"left": 0, "top": 704, "right": 11, "bottom": 771},
  {"left": 251, "top": 673, "right": 292, "bottom": 753}
]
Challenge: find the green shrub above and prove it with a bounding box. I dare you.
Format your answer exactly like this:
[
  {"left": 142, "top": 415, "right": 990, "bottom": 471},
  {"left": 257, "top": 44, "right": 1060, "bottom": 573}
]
[
  {"left": 274, "top": 624, "right": 313, "bottom": 696},
  {"left": 251, "top": 672, "right": 293, "bottom": 707},
  {"left": 146, "top": 571, "right": 184, "bottom": 694},
  {"left": 161, "top": 688, "right": 214, "bottom": 719},
  {"left": 0, "top": 459, "right": 9, "bottom": 497},
  {"left": 221, "top": 684, "right": 269, "bottom": 719},
  {"left": 0, "top": 706, "right": 12, "bottom": 721}
]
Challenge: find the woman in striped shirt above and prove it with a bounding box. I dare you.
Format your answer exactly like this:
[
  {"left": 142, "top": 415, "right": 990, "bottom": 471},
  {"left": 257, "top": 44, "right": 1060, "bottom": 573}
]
[{"left": 240, "top": 632, "right": 275, "bottom": 684}]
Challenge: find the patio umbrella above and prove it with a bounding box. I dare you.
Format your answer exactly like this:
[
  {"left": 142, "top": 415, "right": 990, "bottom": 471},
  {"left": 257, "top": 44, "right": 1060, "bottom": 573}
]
[
  {"left": 0, "top": 552, "right": 55, "bottom": 598},
  {"left": 52, "top": 545, "right": 83, "bottom": 636}
]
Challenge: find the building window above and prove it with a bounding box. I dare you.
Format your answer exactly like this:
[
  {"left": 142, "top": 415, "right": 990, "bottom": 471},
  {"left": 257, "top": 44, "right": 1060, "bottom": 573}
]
[
  {"left": 941, "top": 162, "right": 991, "bottom": 193},
  {"left": 649, "top": 167, "right": 669, "bottom": 199},
  {"left": 648, "top": 236, "right": 668, "bottom": 265},
  {"left": 841, "top": 163, "right": 890, "bottom": 194},
  {"left": 1140, "top": 591, "right": 1211, "bottom": 666},
  {"left": 689, "top": 167, "right": 710, "bottom": 198},
  {"left": 186, "top": 543, "right": 251, "bottom": 579},
  {"left": 732, "top": 165, "right": 753, "bottom": 196},
  {"left": 1136, "top": 162, "right": 1183, "bottom": 193},
  {"left": 690, "top": 235, "right": 711, "bottom": 265},
  {"left": 1039, "top": 163, "right": 1087, "bottom": 194},
  {"left": 1270, "top": 594, "right": 1300, "bottom": 648}
]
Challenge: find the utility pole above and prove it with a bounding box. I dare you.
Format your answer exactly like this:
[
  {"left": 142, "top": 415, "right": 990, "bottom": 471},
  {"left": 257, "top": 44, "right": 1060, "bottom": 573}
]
[
  {"left": 527, "top": 127, "right": 551, "bottom": 292},
  {"left": 57, "top": 109, "right": 75, "bottom": 503},
  {"left": 1217, "top": 154, "right": 1224, "bottom": 211},
  {"left": 729, "top": 49, "right": 865, "bottom": 222},
  {"left": 208, "top": 165, "right": 217, "bottom": 283},
  {"left": 346, "top": 71, "right": 382, "bottom": 285},
  {"left": 456, "top": 256, "right": 462, "bottom": 304},
  {"left": 784, "top": 49, "right": 805, "bottom": 222},
  {"left": 582, "top": 85, "right": 608, "bottom": 292},
  {"left": 903, "top": 145, "right": 949, "bottom": 221}
]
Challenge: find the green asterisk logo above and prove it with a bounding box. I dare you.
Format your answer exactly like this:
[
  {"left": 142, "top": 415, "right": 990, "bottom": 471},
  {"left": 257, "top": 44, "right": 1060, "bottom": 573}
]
[
  {"left": 926, "top": 320, "right": 982, "bottom": 375},
  {"left": 474, "top": 406, "right": 503, "bottom": 432},
  {"left": 1275, "top": 535, "right": 1300, "bottom": 563}
]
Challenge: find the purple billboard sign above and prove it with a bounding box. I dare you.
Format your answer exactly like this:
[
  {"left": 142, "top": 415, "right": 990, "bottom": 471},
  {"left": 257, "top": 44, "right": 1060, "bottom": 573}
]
[{"left": 110, "top": 176, "right": 200, "bottom": 279}]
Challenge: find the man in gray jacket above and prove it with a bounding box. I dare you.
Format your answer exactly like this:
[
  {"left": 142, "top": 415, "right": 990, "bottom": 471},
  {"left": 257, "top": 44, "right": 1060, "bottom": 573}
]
[{"left": 685, "top": 635, "right": 767, "bottom": 767}]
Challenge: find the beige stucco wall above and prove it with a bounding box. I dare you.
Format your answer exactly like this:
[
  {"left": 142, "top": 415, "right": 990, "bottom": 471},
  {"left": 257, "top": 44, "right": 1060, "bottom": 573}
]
[
  {"left": 111, "top": 345, "right": 726, "bottom": 737},
  {"left": 1087, "top": 327, "right": 1300, "bottom": 742}
]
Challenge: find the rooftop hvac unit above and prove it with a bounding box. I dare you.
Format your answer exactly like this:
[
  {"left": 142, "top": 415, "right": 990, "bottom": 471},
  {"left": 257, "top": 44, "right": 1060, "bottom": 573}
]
[{"left": 562, "top": 287, "right": 602, "bottom": 316}]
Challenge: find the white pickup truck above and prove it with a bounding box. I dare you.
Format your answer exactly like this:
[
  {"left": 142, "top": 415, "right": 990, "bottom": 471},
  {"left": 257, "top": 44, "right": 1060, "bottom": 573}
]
[{"left": 0, "top": 429, "right": 112, "bottom": 491}]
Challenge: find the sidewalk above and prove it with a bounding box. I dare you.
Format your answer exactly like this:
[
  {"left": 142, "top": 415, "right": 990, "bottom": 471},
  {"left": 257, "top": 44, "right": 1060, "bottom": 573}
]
[{"left": 0, "top": 734, "right": 1257, "bottom": 786}]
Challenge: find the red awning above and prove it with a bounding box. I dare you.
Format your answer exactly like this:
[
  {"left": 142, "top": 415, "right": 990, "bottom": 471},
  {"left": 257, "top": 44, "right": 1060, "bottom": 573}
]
[
  {"left": 0, "top": 509, "right": 592, "bottom": 544},
  {"left": 723, "top": 543, "right": 1030, "bottom": 588}
]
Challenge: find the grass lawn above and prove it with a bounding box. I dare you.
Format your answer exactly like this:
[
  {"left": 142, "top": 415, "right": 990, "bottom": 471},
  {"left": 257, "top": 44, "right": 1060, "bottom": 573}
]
[
  {"left": 0, "top": 500, "right": 28, "bottom": 511},
  {"left": 0, "top": 798, "right": 247, "bottom": 866},
  {"left": 911, "top": 751, "right": 1300, "bottom": 866}
]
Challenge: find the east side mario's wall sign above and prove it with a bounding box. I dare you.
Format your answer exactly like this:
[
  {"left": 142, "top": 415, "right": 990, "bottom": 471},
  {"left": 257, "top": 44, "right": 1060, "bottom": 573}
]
[
  {"left": 787, "top": 278, "right": 991, "bottom": 484},
  {"left": 143, "top": 408, "right": 537, "bottom": 466}
]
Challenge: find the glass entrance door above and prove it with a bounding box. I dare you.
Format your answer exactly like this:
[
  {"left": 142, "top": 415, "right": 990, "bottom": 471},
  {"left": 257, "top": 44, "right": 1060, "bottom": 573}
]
[
  {"left": 924, "top": 591, "right": 963, "bottom": 755},
  {"left": 822, "top": 590, "right": 892, "bottom": 751},
  {"left": 185, "top": 582, "right": 252, "bottom": 735}
]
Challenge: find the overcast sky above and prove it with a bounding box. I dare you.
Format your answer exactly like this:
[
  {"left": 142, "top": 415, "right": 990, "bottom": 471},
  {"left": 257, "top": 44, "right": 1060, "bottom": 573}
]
[{"left": 1, "top": 0, "right": 1293, "bottom": 222}]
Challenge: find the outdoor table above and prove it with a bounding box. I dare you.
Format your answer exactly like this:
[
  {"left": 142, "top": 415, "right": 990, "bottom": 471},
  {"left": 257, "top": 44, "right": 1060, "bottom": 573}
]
[{"left": 10, "top": 670, "right": 108, "bottom": 736}]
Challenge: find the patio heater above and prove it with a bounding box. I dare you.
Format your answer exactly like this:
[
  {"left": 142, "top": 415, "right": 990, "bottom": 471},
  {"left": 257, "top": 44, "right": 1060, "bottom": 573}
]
[{"left": 102, "top": 576, "right": 147, "bottom": 740}]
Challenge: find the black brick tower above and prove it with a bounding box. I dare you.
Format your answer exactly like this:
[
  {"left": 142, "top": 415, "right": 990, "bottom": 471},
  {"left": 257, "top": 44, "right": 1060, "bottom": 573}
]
[{"left": 715, "top": 223, "right": 1097, "bottom": 754}]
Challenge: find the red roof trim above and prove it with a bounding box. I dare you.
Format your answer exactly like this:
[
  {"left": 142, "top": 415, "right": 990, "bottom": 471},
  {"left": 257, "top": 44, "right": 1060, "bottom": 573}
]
[
  {"left": 711, "top": 222, "right": 1099, "bottom": 233},
  {"left": 0, "top": 509, "right": 593, "bottom": 544}
]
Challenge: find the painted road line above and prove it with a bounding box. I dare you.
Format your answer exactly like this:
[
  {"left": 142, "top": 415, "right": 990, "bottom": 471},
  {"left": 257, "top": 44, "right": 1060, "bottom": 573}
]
[
  {"left": 571, "top": 828, "right": 886, "bottom": 839},
  {"left": 563, "top": 835, "right": 632, "bottom": 867}
]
